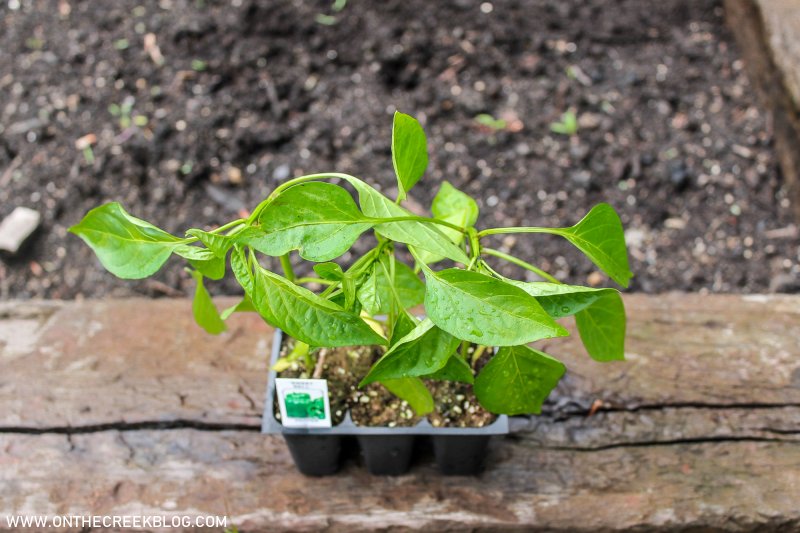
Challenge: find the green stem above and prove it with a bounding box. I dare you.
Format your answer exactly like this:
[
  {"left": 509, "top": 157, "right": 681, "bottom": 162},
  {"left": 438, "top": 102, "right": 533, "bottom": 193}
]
[
  {"left": 304, "top": 350, "right": 314, "bottom": 375},
  {"left": 459, "top": 340, "right": 470, "bottom": 360},
  {"left": 470, "top": 345, "right": 487, "bottom": 367},
  {"left": 295, "top": 277, "right": 335, "bottom": 286},
  {"left": 210, "top": 218, "right": 245, "bottom": 234},
  {"left": 482, "top": 247, "right": 561, "bottom": 284},
  {"left": 369, "top": 216, "right": 466, "bottom": 233},
  {"left": 279, "top": 254, "right": 295, "bottom": 282},
  {"left": 478, "top": 226, "right": 564, "bottom": 238}
]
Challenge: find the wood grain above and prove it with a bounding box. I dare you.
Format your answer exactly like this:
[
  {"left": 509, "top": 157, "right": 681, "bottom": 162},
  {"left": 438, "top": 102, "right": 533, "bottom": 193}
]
[{"left": 1, "top": 294, "right": 799, "bottom": 531}]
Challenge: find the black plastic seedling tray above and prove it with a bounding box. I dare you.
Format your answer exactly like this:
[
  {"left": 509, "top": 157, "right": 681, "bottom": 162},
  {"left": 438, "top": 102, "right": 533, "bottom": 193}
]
[{"left": 261, "top": 328, "right": 509, "bottom": 476}]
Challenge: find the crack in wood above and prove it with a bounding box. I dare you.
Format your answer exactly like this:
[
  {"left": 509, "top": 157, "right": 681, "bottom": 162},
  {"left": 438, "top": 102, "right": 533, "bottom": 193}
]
[
  {"left": 0, "top": 419, "right": 262, "bottom": 435},
  {"left": 536, "top": 435, "right": 800, "bottom": 452},
  {"left": 539, "top": 400, "right": 800, "bottom": 421}
]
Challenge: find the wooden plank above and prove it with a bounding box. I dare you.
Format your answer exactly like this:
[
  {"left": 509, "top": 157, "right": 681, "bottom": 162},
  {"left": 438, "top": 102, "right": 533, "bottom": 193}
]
[
  {"left": 1, "top": 432, "right": 798, "bottom": 531},
  {"left": 1, "top": 294, "right": 799, "bottom": 531}
]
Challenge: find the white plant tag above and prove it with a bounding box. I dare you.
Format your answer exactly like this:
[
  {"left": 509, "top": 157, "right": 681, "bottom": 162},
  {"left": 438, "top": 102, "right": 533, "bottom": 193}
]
[{"left": 275, "top": 378, "right": 332, "bottom": 428}]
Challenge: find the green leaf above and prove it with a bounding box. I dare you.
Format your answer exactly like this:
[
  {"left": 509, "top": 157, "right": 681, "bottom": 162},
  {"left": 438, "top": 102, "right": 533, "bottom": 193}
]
[
  {"left": 575, "top": 291, "right": 626, "bottom": 361},
  {"left": 424, "top": 354, "right": 474, "bottom": 384},
  {"left": 416, "top": 181, "right": 479, "bottom": 264},
  {"left": 505, "top": 281, "right": 617, "bottom": 318},
  {"left": 175, "top": 246, "right": 226, "bottom": 280},
  {"left": 423, "top": 268, "right": 568, "bottom": 346},
  {"left": 313, "top": 262, "right": 344, "bottom": 281},
  {"left": 557, "top": 203, "right": 632, "bottom": 288},
  {"left": 186, "top": 229, "right": 233, "bottom": 258},
  {"left": 381, "top": 377, "right": 434, "bottom": 415},
  {"left": 360, "top": 319, "right": 460, "bottom": 386},
  {"left": 356, "top": 260, "right": 425, "bottom": 315},
  {"left": 340, "top": 176, "right": 469, "bottom": 264},
  {"left": 220, "top": 296, "right": 256, "bottom": 320},
  {"left": 432, "top": 181, "right": 478, "bottom": 238},
  {"left": 69, "top": 202, "right": 181, "bottom": 279},
  {"left": 187, "top": 270, "right": 226, "bottom": 334},
  {"left": 341, "top": 272, "right": 357, "bottom": 311},
  {"left": 389, "top": 310, "right": 418, "bottom": 345},
  {"left": 254, "top": 182, "right": 373, "bottom": 261},
  {"left": 230, "top": 248, "right": 386, "bottom": 347},
  {"left": 474, "top": 345, "right": 565, "bottom": 415},
  {"left": 392, "top": 111, "right": 428, "bottom": 201}
]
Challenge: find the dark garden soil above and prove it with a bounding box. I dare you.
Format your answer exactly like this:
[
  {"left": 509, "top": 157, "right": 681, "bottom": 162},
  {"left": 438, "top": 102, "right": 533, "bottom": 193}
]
[{"left": 1, "top": 0, "right": 799, "bottom": 299}]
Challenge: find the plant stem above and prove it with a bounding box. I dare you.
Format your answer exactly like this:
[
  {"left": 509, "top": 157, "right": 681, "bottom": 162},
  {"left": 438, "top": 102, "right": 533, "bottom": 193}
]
[
  {"left": 295, "top": 277, "right": 335, "bottom": 286},
  {"left": 460, "top": 340, "right": 470, "bottom": 360},
  {"left": 210, "top": 218, "right": 245, "bottom": 234},
  {"left": 470, "top": 345, "right": 487, "bottom": 367},
  {"left": 478, "top": 226, "right": 563, "bottom": 238},
  {"left": 279, "top": 254, "right": 295, "bottom": 282},
  {"left": 482, "top": 247, "right": 561, "bottom": 284},
  {"left": 369, "top": 216, "right": 466, "bottom": 233},
  {"left": 304, "top": 350, "right": 314, "bottom": 375}
]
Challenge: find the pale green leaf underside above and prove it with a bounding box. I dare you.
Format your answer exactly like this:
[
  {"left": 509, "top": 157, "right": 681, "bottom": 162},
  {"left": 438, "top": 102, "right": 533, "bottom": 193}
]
[
  {"left": 220, "top": 296, "right": 256, "bottom": 320},
  {"left": 474, "top": 345, "right": 565, "bottom": 415},
  {"left": 340, "top": 176, "right": 470, "bottom": 264},
  {"left": 506, "top": 280, "right": 618, "bottom": 318},
  {"left": 176, "top": 246, "right": 225, "bottom": 280},
  {"left": 68, "top": 202, "right": 181, "bottom": 279},
  {"left": 230, "top": 248, "right": 385, "bottom": 347},
  {"left": 360, "top": 318, "right": 460, "bottom": 385},
  {"left": 424, "top": 268, "right": 568, "bottom": 346},
  {"left": 416, "top": 181, "right": 479, "bottom": 264},
  {"left": 313, "top": 262, "right": 344, "bottom": 281},
  {"left": 185, "top": 229, "right": 234, "bottom": 258},
  {"left": 188, "top": 270, "right": 226, "bottom": 334}
]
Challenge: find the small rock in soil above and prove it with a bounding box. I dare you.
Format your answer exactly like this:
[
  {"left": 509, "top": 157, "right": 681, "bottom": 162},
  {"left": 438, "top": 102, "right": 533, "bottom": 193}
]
[
  {"left": 570, "top": 170, "right": 592, "bottom": 188},
  {"left": 769, "top": 273, "right": 800, "bottom": 294},
  {"left": 668, "top": 161, "right": 691, "bottom": 191},
  {"left": 0, "top": 207, "right": 41, "bottom": 254},
  {"left": 587, "top": 271, "right": 605, "bottom": 287},
  {"left": 272, "top": 164, "right": 291, "bottom": 182}
]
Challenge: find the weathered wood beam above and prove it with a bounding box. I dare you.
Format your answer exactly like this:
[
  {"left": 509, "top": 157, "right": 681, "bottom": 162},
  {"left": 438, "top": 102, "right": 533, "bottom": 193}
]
[{"left": 0, "top": 294, "right": 798, "bottom": 531}]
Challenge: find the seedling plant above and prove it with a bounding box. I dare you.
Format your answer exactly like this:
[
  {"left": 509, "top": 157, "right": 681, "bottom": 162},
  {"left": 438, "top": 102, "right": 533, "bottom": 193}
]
[{"left": 70, "top": 111, "right": 631, "bottom": 417}]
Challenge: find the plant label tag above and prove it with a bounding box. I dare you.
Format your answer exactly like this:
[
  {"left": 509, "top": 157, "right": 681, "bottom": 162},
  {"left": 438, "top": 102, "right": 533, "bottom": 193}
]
[{"left": 275, "top": 378, "right": 332, "bottom": 428}]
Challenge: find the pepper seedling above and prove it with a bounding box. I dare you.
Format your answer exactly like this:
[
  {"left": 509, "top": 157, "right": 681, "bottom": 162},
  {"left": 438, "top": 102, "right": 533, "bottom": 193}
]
[{"left": 70, "top": 111, "right": 631, "bottom": 416}]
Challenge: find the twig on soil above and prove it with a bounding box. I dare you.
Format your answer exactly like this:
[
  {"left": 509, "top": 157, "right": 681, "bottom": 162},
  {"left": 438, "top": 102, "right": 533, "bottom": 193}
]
[{"left": 312, "top": 349, "right": 327, "bottom": 379}]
